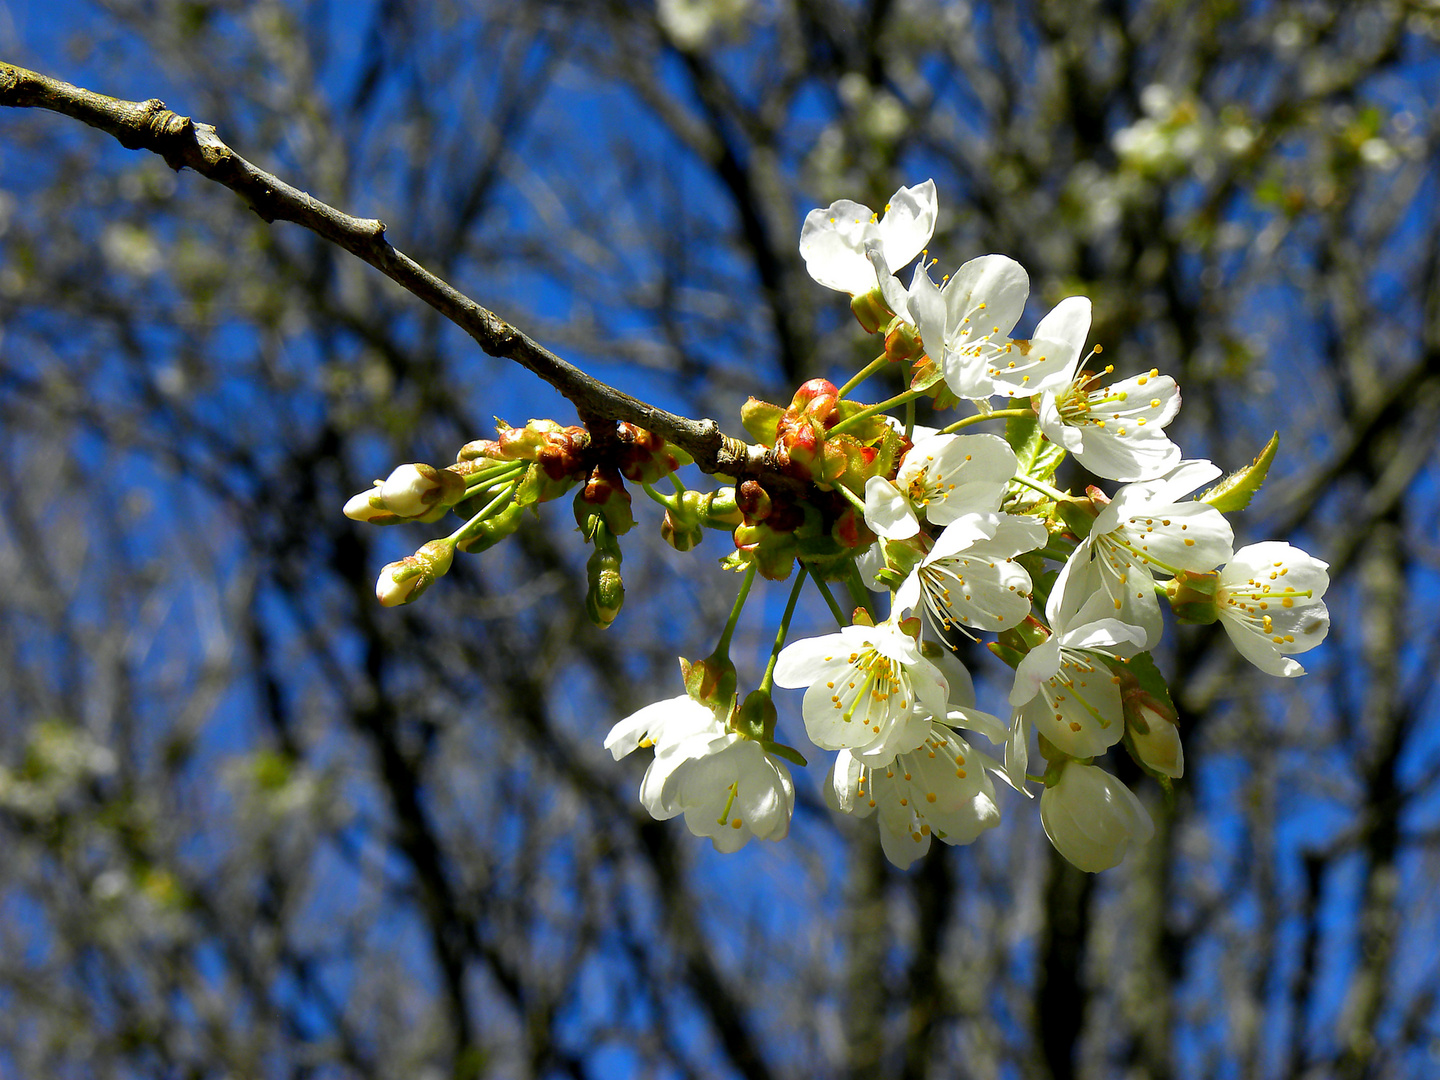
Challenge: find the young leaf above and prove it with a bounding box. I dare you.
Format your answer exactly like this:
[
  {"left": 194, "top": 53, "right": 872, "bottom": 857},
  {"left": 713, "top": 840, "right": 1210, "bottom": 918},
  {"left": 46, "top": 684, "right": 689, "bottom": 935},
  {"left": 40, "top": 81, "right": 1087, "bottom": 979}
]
[
  {"left": 1200, "top": 432, "right": 1278, "bottom": 512},
  {"left": 1006, "top": 413, "right": 1066, "bottom": 485}
]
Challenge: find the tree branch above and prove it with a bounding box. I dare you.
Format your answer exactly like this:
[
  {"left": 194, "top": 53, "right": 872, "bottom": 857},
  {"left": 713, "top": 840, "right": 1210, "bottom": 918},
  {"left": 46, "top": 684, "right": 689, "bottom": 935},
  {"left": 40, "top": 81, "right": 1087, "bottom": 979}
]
[{"left": 0, "top": 61, "right": 771, "bottom": 479}]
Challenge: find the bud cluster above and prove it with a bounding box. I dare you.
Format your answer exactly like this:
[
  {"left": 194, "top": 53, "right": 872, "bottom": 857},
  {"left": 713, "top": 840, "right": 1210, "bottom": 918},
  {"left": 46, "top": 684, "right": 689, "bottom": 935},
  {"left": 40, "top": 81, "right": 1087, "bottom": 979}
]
[{"left": 347, "top": 180, "right": 1332, "bottom": 871}]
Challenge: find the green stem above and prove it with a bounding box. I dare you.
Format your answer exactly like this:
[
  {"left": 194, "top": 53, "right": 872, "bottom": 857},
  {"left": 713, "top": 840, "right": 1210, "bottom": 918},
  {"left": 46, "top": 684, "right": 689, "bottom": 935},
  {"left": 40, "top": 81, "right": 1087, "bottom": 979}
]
[
  {"left": 836, "top": 354, "right": 888, "bottom": 400},
  {"left": 714, "top": 561, "right": 758, "bottom": 658},
  {"left": 668, "top": 472, "right": 686, "bottom": 494},
  {"left": 941, "top": 407, "right": 1033, "bottom": 434},
  {"left": 904, "top": 399, "right": 915, "bottom": 442},
  {"left": 641, "top": 482, "right": 675, "bottom": 510},
  {"left": 758, "top": 564, "right": 808, "bottom": 695},
  {"left": 464, "top": 459, "right": 528, "bottom": 490},
  {"left": 813, "top": 576, "right": 849, "bottom": 628},
  {"left": 835, "top": 482, "right": 868, "bottom": 515},
  {"left": 1011, "top": 473, "right": 1070, "bottom": 503},
  {"left": 827, "top": 387, "right": 928, "bottom": 438},
  {"left": 447, "top": 480, "right": 519, "bottom": 545}
]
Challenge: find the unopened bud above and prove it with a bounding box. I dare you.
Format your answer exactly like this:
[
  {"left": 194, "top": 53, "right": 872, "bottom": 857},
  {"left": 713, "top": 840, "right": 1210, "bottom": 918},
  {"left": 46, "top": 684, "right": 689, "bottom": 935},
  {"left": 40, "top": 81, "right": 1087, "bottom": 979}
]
[
  {"left": 736, "top": 479, "right": 773, "bottom": 522},
  {"left": 586, "top": 548, "right": 625, "bottom": 628},
  {"left": 574, "top": 466, "right": 635, "bottom": 535},
  {"left": 376, "top": 539, "right": 455, "bottom": 607},
  {"left": 882, "top": 316, "right": 924, "bottom": 363},
  {"left": 344, "top": 488, "right": 404, "bottom": 524},
  {"left": 701, "top": 487, "right": 743, "bottom": 526},
  {"left": 662, "top": 507, "right": 704, "bottom": 551},
  {"left": 381, "top": 463, "right": 466, "bottom": 518},
  {"left": 1129, "top": 706, "right": 1184, "bottom": 778}
]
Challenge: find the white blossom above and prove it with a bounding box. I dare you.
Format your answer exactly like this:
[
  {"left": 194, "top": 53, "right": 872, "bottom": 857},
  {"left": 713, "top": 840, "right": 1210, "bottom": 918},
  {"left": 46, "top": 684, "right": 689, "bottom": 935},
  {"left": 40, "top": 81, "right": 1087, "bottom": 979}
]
[
  {"left": 605, "top": 695, "right": 794, "bottom": 853},
  {"left": 829, "top": 718, "right": 1002, "bottom": 869},
  {"left": 1067, "top": 460, "right": 1235, "bottom": 647},
  {"left": 928, "top": 255, "right": 1035, "bottom": 401},
  {"left": 862, "top": 432, "right": 1016, "bottom": 540},
  {"left": 381, "top": 463, "right": 446, "bottom": 517},
  {"left": 1216, "top": 541, "right": 1330, "bottom": 677},
  {"left": 799, "top": 180, "right": 937, "bottom": 296},
  {"left": 894, "top": 513, "right": 1047, "bottom": 637},
  {"left": 1006, "top": 554, "right": 1146, "bottom": 781},
  {"left": 1038, "top": 364, "right": 1183, "bottom": 481},
  {"left": 773, "top": 620, "right": 950, "bottom": 759}
]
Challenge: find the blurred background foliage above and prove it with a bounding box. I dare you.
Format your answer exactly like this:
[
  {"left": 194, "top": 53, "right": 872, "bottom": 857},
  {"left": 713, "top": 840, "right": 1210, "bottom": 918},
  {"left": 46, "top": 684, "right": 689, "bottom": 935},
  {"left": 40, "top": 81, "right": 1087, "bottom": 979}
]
[{"left": 2, "top": 0, "right": 1440, "bottom": 1077}]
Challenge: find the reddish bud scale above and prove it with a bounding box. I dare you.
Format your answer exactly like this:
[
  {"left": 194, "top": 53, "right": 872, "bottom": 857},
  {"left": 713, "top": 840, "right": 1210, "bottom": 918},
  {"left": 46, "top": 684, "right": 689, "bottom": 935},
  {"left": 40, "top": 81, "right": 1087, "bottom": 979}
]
[
  {"left": 737, "top": 480, "right": 773, "bottom": 522},
  {"left": 830, "top": 506, "right": 872, "bottom": 549},
  {"left": 789, "top": 378, "right": 839, "bottom": 413},
  {"left": 574, "top": 465, "right": 636, "bottom": 535},
  {"left": 764, "top": 502, "right": 806, "bottom": 533},
  {"left": 614, "top": 422, "right": 687, "bottom": 484},
  {"left": 487, "top": 419, "right": 591, "bottom": 477},
  {"left": 457, "top": 439, "right": 504, "bottom": 462}
]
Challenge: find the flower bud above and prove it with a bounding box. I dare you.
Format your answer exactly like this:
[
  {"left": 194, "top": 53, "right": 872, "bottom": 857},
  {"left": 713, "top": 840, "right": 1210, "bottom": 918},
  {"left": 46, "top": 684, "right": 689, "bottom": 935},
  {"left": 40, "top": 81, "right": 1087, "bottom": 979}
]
[
  {"left": 381, "top": 464, "right": 466, "bottom": 518},
  {"left": 573, "top": 466, "right": 635, "bottom": 536},
  {"left": 1040, "top": 762, "right": 1154, "bottom": 872},
  {"left": 662, "top": 507, "right": 705, "bottom": 551},
  {"left": 736, "top": 479, "right": 773, "bottom": 522},
  {"left": 375, "top": 539, "right": 455, "bottom": 607},
  {"left": 344, "top": 488, "right": 404, "bottom": 524},
  {"left": 585, "top": 548, "right": 625, "bottom": 628},
  {"left": 1128, "top": 704, "right": 1184, "bottom": 778},
  {"left": 882, "top": 315, "right": 924, "bottom": 363}
]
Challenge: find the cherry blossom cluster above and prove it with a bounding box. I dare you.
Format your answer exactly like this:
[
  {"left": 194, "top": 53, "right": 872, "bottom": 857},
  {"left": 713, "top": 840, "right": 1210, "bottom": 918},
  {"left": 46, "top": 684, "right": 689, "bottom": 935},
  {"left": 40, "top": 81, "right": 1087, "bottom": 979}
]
[{"left": 345, "top": 180, "right": 1331, "bottom": 873}]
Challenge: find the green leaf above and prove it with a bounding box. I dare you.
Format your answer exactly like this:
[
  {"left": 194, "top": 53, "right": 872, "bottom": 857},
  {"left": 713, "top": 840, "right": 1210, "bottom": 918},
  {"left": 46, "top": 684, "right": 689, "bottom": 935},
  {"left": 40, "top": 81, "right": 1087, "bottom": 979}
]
[
  {"left": 1006, "top": 413, "right": 1066, "bottom": 486},
  {"left": 1116, "top": 651, "right": 1177, "bottom": 715},
  {"left": 762, "top": 740, "right": 809, "bottom": 767},
  {"left": 908, "top": 362, "right": 945, "bottom": 393},
  {"left": 1200, "top": 432, "right": 1278, "bottom": 512}
]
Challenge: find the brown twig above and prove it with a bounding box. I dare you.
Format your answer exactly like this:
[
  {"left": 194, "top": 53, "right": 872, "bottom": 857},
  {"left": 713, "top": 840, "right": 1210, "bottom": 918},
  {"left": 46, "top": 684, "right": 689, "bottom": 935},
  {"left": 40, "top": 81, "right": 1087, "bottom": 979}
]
[{"left": 0, "top": 60, "right": 773, "bottom": 480}]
